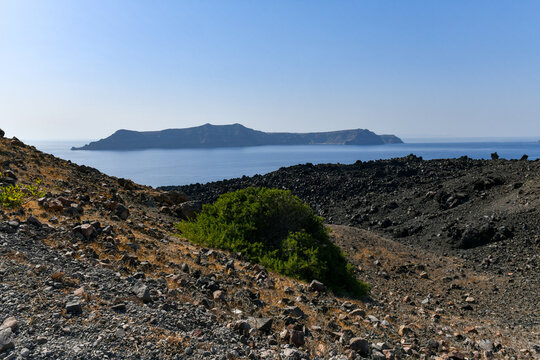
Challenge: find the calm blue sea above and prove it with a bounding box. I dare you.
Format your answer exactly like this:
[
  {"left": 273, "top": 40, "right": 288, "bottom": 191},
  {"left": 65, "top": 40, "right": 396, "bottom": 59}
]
[{"left": 27, "top": 140, "right": 540, "bottom": 188}]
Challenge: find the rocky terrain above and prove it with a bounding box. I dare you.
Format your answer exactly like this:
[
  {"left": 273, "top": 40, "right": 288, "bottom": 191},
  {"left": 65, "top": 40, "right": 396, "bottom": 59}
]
[
  {"left": 1, "top": 133, "right": 539, "bottom": 359},
  {"left": 168, "top": 155, "right": 540, "bottom": 357},
  {"left": 168, "top": 155, "right": 540, "bottom": 261}
]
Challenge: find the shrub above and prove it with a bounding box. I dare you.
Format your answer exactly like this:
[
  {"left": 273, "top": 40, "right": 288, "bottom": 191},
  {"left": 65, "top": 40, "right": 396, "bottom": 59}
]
[
  {"left": 176, "top": 187, "right": 369, "bottom": 297},
  {"left": 0, "top": 184, "right": 26, "bottom": 207},
  {"left": 26, "top": 178, "right": 46, "bottom": 198},
  {"left": 0, "top": 177, "right": 46, "bottom": 208}
]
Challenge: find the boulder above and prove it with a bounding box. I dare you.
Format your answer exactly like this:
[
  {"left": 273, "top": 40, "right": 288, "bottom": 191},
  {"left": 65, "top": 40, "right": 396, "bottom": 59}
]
[
  {"left": 11, "top": 137, "right": 24, "bottom": 146},
  {"left": 73, "top": 287, "right": 86, "bottom": 297},
  {"left": 213, "top": 290, "right": 225, "bottom": 301},
  {"left": 0, "top": 176, "right": 16, "bottom": 185},
  {"left": 0, "top": 317, "right": 18, "bottom": 332},
  {"left": 478, "top": 339, "right": 495, "bottom": 352},
  {"left": 3, "top": 170, "right": 17, "bottom": 180},
  {"left": 66, "top": 302, "right": 82, "bottom": 315},
  {"left": 247, "top": 317, "right": 273, "bottom": 333},
  {"left": 63, "top": 203, "right": 83, "bottom": 216},
  {"left": 233, "top": 320, "right": 250, "bottom": 336},
  {"left": 154, "top": 191, "right": 188, "bottom": 206},
  {"left": 283, "top": 306, "right": 305, "bottom": 318},
  {"left": 46, "top": 199, "right": 64, "bottom": 211},
  {"left": 115, "top": 204, "right": 130, "bottom": 220},
  {"left": 225, "top": 260, "right": 235, "bottom": 272},
  {"left": 133, "top": 284, "right": 151, "bottom": 303},
  {"left": 117, "top": 178, "right": 138, "bottom": 190},
  {"left": 80, "top": 224, "right": 94, "bottom": 239},
  {"left": 458, "top": 225, "right": 495, "bottom": 249},
  {"left": 349, "top": 337, "right": 369, "bottom": 356},
  {"left": 57, "top": 197, "right": 73, "bottom": 207},
  {"left": 177, "top": 200, "right": 202, "bottom": 219},
  {"left": 308, "top": 279, "right": 327, "bottom": 293},
  {"left": 289, "top": 329, "right": 305, "bottom": 347},
  {"left": 0, "top": 328, "right": 14, "bottom": 352},
  {"left": 26, "top": 216, "right": 41, "bottom": 227},
  {"left": 0, "top": 129, "right": 4, "bottom": 138}
]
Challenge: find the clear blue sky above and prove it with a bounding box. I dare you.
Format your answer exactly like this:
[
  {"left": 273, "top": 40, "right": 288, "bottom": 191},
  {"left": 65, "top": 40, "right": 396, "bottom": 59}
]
[{"left": 1, "top": 1, "right": 540, "bottom": 140}]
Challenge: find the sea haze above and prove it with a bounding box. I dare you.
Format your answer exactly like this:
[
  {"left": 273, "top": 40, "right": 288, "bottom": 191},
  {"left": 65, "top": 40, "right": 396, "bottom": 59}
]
[{"left": 28, "top": 140, "right": 540, "bottom": 188}]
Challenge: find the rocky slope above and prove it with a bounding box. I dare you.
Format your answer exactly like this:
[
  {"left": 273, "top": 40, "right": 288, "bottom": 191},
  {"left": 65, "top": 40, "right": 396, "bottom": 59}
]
[
  {"left": 1, "top": 134, "right": 539, "bottom": 359},
  {"left": 168, "top": 155, "right": 540, "bottom": 357},
  {"left": 72, "top": 123, "right": 402, "bottom": 150},
  {"left": 167, "top": 155, "right": 540, "bottom": 259}
]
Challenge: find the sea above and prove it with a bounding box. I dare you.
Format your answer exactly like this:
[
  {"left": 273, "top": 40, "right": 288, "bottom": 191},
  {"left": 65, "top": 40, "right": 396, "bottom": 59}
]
[{"left": 27, "top": 139, "right": 540, "bottom": 188}]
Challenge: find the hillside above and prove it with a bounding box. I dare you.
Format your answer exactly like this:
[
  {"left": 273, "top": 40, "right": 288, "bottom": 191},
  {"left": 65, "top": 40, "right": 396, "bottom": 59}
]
[
  {"left": 169, "top": 156, "right": 540, "bottom": 355},
  {"left": 71, "top": 123, "right": 403, "bottom": 151},
  {"left": 0, "top": 133, "right": 539, "bottom": 359},
  {"left": 167, "top": 155, "right": 540, "bottom": 256}
]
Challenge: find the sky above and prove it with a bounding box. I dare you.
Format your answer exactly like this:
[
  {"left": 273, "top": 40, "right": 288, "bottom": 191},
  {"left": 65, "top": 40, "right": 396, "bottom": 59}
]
[{"left": 1, "top": 1, "right": 540, "bottom": 140}]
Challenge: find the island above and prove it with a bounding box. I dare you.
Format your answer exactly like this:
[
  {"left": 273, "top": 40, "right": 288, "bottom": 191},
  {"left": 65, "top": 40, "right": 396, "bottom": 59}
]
[{"left": 72, "top": 123, "right": 403, "bottom": 151}]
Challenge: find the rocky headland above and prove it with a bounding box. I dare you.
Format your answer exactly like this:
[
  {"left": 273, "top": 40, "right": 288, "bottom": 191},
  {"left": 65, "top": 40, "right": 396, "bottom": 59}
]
[
  {"left": 0, "top": 131, "right": 539, "bottom": 359},
  {"left": 71, "top": 123, "right": 403, "bottom": 151}
]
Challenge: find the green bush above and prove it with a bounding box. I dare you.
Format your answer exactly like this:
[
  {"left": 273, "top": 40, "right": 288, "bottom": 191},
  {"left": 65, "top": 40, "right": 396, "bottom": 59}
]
[
  {"left": 0, "top": 184, "right": 26, "bottom": 207},
  {"left": 176, "top": 187, "right": 369, "bottom": 297},
  {"left": 0, "top": 177, "right": 46, "bottom": 208},
  {"left": 26, "top": 178, "right": 46, "bottom": 198}
]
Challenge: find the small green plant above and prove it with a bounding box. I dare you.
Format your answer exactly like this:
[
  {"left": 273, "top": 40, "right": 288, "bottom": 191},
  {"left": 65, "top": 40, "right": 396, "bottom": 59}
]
[
  {"left": 176, "top": 187, "right": 369, "bottom": 297},
  {"left": 0, "top": 177, "right": 46, "bottom": 207},
  {"left": 26, "top": 178, "right": 46, "bottom": 198},
  {"left": 0, "top": 184, "right": 27, "bottom": 207}
]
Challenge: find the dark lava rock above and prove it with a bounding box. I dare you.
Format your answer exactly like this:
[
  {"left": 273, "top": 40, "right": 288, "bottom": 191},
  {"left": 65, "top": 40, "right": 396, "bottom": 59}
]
[
  {"left": 247, "top": 317, "right": 273, "bottom": 333},
  {"left": 349, "top": 337, "right": 369, "bottom": 356},
  {"left": 308, "top": 279, "right": 327, "bottom": 293},
  {"left": 26, "top": 216, "right": 42, "bottom": 227},
  {"left": 115, "top": 204, "right": 130, "bottom": 220},
  {"left": 458, "top": 225, "right": 496, "bottom": 249},
  {"left": 66, "top": 302, "right": 82, "bottom": 315},
  {"left": 177, "top": 200, "right": 202, "bottom": 219},
  {"left": 283, "top": 306, "right": 305, "bottom": 318}
]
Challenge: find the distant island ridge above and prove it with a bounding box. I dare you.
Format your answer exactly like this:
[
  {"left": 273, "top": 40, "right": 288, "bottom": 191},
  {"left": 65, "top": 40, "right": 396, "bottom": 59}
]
[{"left": 72, "top": 123, "right": 403, "bottom": 151}]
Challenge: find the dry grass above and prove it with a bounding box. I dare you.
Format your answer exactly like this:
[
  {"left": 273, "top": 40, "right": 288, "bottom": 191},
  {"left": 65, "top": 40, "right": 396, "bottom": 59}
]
[
  {"left": 50, "top": 272, "right": 79, "bottom": 287},
  {"left": 5, "top": 250, "right": 28, "bottom": 264}
]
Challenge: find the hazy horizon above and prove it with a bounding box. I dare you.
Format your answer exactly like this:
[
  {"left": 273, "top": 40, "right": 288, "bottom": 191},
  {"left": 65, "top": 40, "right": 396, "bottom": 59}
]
[
  {"left": 2, "top": 1, "right": 540, "bottom": 140},
  {"left": 22, "top": 132, "right": 540, "bottom": 144}
]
